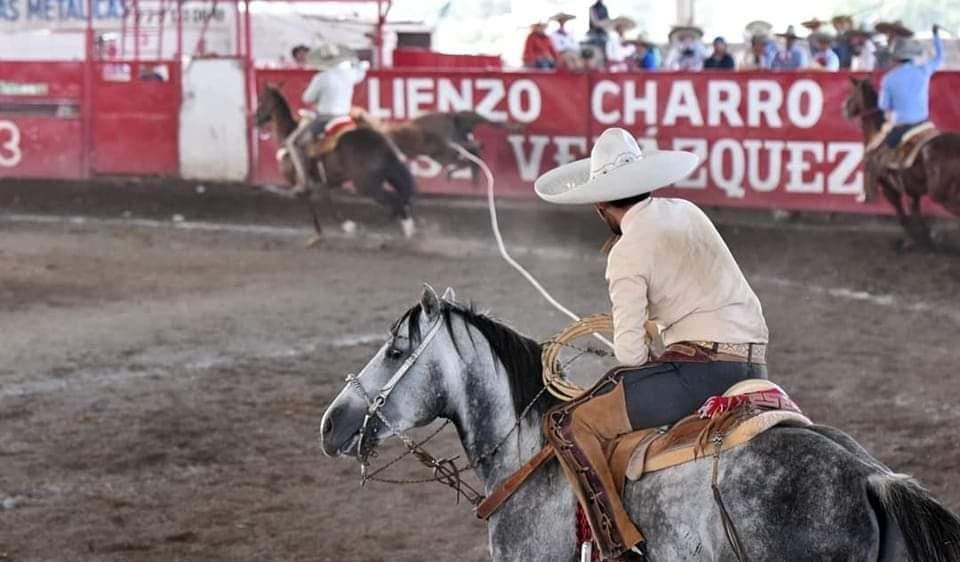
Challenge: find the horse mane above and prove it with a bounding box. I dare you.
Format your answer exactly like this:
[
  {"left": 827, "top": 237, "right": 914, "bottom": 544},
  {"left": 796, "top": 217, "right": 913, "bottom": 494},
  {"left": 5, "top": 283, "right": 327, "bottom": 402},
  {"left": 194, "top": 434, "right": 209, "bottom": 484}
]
[
  {"left": 391, "top": 301, "right": 551, "bottom": 416},
  {"left": 266, "top": 86, "right": 296, "bottom": 127},
  {"left": 857, "top": 80, "right": 886, "bottom": 131}
]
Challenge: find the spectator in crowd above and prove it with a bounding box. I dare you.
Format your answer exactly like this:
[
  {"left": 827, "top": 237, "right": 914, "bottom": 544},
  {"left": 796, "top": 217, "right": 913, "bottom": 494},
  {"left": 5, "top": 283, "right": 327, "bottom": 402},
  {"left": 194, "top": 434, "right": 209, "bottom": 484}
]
[
  {"left": 771, "top": 26, "right": 809, "bottom": 70},
  {"left": 809, "top": 32, "right": 840, "bottom": 70},
  {"left": 588, "top": 0, "right": 609, "bottom": 39},
  {"left": 291, "top": 44, "right": 310, "bottom": 67},
  {"left": 523, "top": 21, "right": 560, "bottom": 69},
  {"left": 738, "top": 20, "right": 775, "bottom": 70},
  {"left": 703, "top": 36, "right": 735, "bottom": 69},
  {"left": 874, "top": 20, "right": 914, "bottom": 70},
  {"left": 664, "top": 25, "right": 707, "bottom": 71},
  {"left": 602, "top": 16, "right": 637, "bottom": 71},
  {"left": 831, "top": 15, "right": 855, "bottom": 68},
  {"left": 627, "top": 34, "right": 660, "bottom": 70},
  {"left": 550, "top": 12, "right": 585, "bottom": 71},
  {"left": 849, "top": 25, "right": 877, "bottom": 71},
  {"left": 585, "top": 0, "right": 610, "bottom": 63}
]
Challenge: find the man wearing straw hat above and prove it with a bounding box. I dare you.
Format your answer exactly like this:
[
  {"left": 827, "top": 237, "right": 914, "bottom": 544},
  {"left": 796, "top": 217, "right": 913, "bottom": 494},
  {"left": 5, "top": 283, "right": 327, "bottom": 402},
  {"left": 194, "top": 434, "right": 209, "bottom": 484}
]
[
  {"left": 771, "top": 25, "right": 809, "bottom": 70},
  {"left": 285, "top": 43, "right": 367, "bottom": 193},
  {"left": 537, "top": 128, "right": 769, "bottom": 561},
  {"left": 664, "top": 25, "right": 707, "bottom": 71},
  {"left": 549, "top": 12, "right": 585, "bottom": 70},
  {"left": 602, "top": 16, "right": 638, "bottom": 71},
  {"left": 523, "top": 20, "right": 560, "bottom": 69},
  {"left": 809, "top": 31, "right": 840, "bottom": 71}
]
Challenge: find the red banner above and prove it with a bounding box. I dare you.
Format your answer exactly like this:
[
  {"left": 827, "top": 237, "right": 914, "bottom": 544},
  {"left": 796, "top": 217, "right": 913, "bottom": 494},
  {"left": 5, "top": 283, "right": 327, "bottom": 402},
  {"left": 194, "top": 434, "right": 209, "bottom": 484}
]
[{"left": 253, "top": 68, "right": 960, "bottom": 215}]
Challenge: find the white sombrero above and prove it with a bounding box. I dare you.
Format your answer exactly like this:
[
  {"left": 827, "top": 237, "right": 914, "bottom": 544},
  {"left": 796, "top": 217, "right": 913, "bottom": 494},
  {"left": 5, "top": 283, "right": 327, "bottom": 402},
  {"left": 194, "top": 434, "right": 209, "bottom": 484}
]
[{"left": 534, "top": 128, "right": 699, "bottom": 205}]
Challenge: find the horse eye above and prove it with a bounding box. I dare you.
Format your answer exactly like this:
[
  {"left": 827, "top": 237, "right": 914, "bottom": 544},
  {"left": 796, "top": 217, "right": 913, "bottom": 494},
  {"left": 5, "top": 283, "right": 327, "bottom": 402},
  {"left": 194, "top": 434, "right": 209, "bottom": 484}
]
[{"left": 385, "top": 347, "right": 404, "bottom": 360}]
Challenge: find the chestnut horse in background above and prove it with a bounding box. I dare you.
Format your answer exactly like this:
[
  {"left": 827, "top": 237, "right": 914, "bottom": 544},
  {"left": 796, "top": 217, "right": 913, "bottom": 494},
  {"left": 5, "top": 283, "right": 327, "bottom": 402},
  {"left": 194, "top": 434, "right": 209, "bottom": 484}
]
[
  {"left": 254, "top": 84, "right": 417, "bottom": 241},
  {"left": 844, "top": 77, "right": 960, "bottom": 250}
]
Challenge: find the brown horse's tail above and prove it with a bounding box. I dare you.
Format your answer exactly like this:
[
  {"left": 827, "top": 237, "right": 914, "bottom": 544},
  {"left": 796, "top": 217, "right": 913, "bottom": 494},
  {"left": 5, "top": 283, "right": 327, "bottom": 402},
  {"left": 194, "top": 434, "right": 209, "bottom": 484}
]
[{"left": 454, "top": 111, "right": 525, "bottom": 134}]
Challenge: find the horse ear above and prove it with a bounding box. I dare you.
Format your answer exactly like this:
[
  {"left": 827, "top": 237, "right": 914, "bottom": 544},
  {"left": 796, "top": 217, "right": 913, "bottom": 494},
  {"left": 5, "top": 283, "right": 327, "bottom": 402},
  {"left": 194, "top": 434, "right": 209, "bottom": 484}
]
[
  {"left": 420, "top": 284, "right": 442, "bottom": 319},
  {"left": 277, "top": 80, "right": 287, "bottom": 90},
  {"left": 441, "top": 287, "right": 456, "bottom": 302},
  {"left": 849, "top": 76, "right": 859, "bottom": 86}
]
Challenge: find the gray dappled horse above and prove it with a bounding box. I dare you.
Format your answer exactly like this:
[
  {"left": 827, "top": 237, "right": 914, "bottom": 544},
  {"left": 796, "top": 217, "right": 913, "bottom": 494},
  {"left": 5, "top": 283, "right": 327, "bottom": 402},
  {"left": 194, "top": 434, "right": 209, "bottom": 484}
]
[{"left": 321, "top": 286, "right": 960, "bottom": 562}]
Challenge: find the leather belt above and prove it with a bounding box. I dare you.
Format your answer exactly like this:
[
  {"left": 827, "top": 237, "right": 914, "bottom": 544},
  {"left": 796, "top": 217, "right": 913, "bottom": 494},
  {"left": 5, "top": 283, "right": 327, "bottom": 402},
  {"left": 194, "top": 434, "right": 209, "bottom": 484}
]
[{"left": 659, "top": 341, "right": 767, "bottom": 364}]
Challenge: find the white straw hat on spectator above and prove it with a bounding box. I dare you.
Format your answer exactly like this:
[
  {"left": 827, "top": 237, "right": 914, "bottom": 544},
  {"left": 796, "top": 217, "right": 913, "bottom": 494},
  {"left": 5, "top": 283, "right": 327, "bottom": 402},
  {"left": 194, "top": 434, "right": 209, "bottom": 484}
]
[{"left": 534, "top": 128, "right": 700, "bottom": 205}]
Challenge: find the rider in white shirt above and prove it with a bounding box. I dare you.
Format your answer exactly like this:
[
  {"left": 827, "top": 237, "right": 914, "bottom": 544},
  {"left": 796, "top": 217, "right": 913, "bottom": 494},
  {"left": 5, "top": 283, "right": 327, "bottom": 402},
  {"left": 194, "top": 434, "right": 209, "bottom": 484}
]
[{"left": 285, "top": 44, "right": 368, "bottom": 192}]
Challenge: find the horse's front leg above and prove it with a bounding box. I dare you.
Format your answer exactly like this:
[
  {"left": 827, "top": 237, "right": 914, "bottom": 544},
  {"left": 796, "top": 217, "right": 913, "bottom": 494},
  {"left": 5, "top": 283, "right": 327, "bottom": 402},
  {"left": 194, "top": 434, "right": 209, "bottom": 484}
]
[
  {"left": 880, "top": 180, "right": 913, "bottom": 250},
  {"left": 906, "top": 193, "right": 934, "bottom": 251}
]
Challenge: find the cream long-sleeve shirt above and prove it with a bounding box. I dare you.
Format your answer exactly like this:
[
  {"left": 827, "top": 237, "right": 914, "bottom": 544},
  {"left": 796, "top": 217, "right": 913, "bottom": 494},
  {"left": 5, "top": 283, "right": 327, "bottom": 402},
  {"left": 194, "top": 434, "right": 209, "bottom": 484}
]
[
  {"left": 301, "top": 62, "right": 367, "bottom": 117},
  {"left": 606, "top": 197, "right": 769, "bottom": 365}
]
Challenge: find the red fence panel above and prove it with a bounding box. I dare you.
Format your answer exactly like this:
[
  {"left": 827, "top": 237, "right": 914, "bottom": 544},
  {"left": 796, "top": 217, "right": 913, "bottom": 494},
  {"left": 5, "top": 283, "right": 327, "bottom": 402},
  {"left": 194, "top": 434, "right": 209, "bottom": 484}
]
[
  {"left": 0, "top": 61, "right": 85, "bottom": 179},
  {"left": 91, "top": 60, "right": 180, "bottom": 176}
]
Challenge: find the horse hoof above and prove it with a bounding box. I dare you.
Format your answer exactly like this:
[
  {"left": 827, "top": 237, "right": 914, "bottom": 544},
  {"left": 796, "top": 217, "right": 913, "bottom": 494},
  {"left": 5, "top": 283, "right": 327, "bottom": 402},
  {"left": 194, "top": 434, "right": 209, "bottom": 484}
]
[
  {"left": 400, "top": 217, "right": 416, "bottom": 239},
  {"left": 303, "top": 235, "right": 323, "bottom": 248},
  {"left": 341, "top": 220, "right": 358, "bottom": 236}
]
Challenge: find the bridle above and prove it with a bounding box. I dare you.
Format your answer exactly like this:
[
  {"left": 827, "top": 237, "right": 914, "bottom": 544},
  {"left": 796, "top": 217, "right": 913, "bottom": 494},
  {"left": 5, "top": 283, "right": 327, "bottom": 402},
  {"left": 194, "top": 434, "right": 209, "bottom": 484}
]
[{"left": 341, "top": 310, "right": 550, "bottom": 507}]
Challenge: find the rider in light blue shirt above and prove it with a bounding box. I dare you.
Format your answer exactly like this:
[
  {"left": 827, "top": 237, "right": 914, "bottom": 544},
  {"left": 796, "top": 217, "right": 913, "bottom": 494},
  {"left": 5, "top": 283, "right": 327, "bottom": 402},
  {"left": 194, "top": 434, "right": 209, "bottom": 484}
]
[{"left": 879, "top": 26, "right": 944, "bottom": 146}]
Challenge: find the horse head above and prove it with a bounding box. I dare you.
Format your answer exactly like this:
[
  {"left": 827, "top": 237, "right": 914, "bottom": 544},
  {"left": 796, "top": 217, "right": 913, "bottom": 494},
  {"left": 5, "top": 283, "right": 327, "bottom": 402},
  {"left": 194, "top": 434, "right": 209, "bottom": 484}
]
[
  {"left": 254, "top": 82, "right": 289, "bottom": 127},
  {"left": 320, "top": 286, "right": 550, "bottom": 469},
  {"left": 320, "top": 285, "right": 462, "bottom": 458},
  {"left": 843, "top": 76, "right": 880, "bottom": 120}
]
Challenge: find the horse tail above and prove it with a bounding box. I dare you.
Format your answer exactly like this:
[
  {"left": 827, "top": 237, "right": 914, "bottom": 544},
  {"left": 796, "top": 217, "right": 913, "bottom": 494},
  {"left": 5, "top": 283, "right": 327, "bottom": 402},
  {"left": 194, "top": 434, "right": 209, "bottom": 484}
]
[{"left": 868, "top": 472, "right": 960, "bottom": 562}]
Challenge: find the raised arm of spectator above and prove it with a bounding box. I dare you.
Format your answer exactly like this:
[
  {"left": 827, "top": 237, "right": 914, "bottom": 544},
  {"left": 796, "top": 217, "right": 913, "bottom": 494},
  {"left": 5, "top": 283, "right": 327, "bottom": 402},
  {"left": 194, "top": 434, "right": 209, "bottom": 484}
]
[{"left": 924, "top": 27, "right": 944, "bottom": 74}]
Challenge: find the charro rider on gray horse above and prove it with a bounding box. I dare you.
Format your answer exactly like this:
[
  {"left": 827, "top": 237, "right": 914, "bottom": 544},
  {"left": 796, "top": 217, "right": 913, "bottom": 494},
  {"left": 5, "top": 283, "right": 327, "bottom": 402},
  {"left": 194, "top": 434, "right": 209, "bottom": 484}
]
[
  {"left": 534, "top": 128, "right": 770, "bottom": 561},
  {"left": 285, "top": 43, "right": 369, "bottom": 193}
]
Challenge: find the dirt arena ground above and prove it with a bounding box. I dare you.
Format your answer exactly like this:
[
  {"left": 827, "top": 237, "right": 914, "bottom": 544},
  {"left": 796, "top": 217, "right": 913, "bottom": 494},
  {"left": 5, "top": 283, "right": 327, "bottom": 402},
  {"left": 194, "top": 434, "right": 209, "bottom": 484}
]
[{"left": 1, "top": 204, "right": 960, "bottom": 562}]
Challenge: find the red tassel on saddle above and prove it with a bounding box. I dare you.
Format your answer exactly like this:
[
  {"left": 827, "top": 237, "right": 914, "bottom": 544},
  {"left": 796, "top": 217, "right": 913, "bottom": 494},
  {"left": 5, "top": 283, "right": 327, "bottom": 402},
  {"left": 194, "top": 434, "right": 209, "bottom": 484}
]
[
  {"left": 576, "top": 504, "right": 600, "bottom": 561},
  {"left": 698, "top": 388, "right": 801, "bottom": 419}
]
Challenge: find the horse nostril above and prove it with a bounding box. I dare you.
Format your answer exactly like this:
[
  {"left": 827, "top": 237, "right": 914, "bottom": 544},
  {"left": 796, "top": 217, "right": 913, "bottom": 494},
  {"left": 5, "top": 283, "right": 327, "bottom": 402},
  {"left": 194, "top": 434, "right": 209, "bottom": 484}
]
[{"left": 322, "top": 416, "right": 333, "bottom": 437}]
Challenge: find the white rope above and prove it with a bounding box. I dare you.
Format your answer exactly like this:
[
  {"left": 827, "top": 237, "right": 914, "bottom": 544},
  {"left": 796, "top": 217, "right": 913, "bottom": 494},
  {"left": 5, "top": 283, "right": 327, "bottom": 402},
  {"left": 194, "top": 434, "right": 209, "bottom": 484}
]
[{"left": 448, "top": 142, "right": 614, "bottom": 350}]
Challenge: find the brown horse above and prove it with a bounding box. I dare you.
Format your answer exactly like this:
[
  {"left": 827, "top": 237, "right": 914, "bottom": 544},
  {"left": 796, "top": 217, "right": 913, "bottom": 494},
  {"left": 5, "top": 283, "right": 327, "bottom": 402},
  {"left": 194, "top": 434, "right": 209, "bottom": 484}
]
[
  {"left": 354, "top": 109, "right": 521, "bottom": 183},
  {"left": 254, "top": 84, "right": 417, "bottom": 240},
  {"left": 843, "top": 77, "right": 960, "bottom": 249}
]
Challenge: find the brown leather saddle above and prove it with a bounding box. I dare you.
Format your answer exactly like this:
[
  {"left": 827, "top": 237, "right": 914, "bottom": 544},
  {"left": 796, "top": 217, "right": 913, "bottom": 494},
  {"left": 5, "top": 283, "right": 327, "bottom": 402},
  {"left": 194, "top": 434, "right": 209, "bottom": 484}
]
[
  {"left": 888, "top": 122, "right": 940, "bottom": 170},
  {"left": 608, "top": 380, "right": 809, "bottom": 494},
  {"left": 476, "top": 380, "right": 810, "bottom": 520}
]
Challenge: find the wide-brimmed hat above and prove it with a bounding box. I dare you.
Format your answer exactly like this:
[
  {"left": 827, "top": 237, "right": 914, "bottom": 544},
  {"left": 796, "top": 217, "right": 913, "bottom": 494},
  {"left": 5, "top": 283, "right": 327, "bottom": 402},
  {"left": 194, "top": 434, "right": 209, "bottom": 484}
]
[
  {"left": 745, "top": 20, "right": 774, "bottom": 38},
  {"left": 550, "top": 12, "right": 576, "bottom": 23},
  {"left": 600, "top": 16, "right": 637, "bottom": 32},
  {"left": 534, "top": 128, "right": 699, "bottom": 205},
  {"left": 892, "top": 39, "right": 924, "bottom": 60},
  {"left": 776, "top": 25, "right": 803, "bottom": 39},
  {"left": 306, "top": 43, "right": 356, "bottom": 69},
  {"left": 846, "top": 24, "right": 874, "bottom": 39},
  {"left": 801, "top": 18, "right": 825, "bottom": 31},
  {"left": 668, "top": 25, "right": 704, "bottom": 42},
  {"left": 530, "top": 20, "right": 549, "bottom": 30},
  {"left": 875, "top": 20, "right": 914, "bottom": 37}
]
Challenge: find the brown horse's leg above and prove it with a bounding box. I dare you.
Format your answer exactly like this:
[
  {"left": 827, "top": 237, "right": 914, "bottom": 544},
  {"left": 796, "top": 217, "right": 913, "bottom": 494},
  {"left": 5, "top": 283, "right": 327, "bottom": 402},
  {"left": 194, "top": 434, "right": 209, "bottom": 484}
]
[
  {"left": 906, "top": 194, "right": 934, "bottom": 251},
  {"left": 880, "top": 181, "right": 912, "bottom": 249}
]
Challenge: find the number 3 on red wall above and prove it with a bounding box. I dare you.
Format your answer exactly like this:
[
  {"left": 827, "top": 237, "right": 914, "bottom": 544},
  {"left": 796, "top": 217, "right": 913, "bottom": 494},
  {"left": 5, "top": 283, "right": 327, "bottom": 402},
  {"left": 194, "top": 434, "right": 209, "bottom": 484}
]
[{"left": 0, "top": 121, "right": 23, "bottom": 168}]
